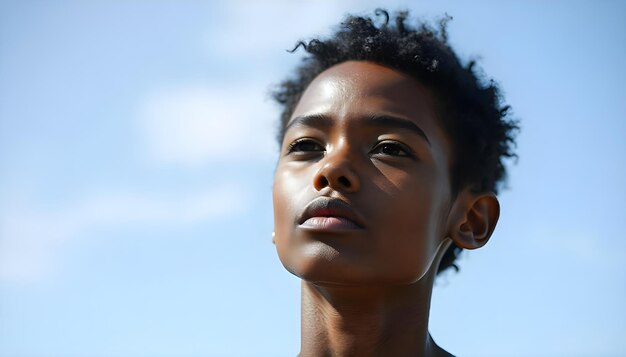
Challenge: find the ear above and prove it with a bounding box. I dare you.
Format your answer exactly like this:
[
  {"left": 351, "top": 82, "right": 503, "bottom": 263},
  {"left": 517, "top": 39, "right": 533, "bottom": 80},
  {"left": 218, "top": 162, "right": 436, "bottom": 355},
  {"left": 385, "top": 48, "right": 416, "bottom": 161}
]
[{"left": 446, "top": 190, "right": 500, "bottom": 250}]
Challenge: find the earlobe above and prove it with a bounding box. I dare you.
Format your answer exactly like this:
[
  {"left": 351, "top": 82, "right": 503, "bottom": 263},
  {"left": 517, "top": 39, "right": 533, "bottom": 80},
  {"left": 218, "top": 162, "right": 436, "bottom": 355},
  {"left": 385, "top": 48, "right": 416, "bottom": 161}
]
[{"left": 447, "top": 191, "right": 500, "bottom": 250}]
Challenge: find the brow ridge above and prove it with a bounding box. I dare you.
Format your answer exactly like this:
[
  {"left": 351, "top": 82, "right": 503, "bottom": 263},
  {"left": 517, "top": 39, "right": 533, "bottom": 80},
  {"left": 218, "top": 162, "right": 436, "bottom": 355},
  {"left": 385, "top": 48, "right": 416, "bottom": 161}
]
[{"left": 285, "top": 113, "right": 431, "bottom": 146}]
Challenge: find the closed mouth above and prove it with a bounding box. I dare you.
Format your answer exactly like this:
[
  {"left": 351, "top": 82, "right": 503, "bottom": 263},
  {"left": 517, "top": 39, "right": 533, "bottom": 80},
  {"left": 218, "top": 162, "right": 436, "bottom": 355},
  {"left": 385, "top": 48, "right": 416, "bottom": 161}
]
[{"left": 297, "top": 197, "right": 366, "bottom": 229}]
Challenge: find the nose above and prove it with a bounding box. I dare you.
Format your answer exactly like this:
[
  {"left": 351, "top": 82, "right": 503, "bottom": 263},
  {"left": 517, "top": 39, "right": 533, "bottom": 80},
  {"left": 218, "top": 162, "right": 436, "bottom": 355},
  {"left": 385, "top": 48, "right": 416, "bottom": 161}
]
[{"left": 313, "top": 145, "right": 361, "bottom": 193}]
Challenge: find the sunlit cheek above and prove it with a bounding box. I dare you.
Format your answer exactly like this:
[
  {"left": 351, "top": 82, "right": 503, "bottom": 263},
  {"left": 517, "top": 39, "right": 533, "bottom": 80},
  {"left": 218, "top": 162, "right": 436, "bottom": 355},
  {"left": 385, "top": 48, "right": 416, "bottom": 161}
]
[
  {"left": 272, "top": 164, "right": 311, "bottom": 242},
  {"left": 272, "top": 169, "right": 294, "bottom": 271}
]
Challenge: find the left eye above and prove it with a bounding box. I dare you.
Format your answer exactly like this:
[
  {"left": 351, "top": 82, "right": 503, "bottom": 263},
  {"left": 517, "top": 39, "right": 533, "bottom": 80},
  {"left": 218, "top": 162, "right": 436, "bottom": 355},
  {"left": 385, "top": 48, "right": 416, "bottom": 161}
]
[
  {"left": 286, "top": 138, "right": 324, "bottom": 154},
  {"left": 370, "top": 141, "right": 414, "bottom": 158}
]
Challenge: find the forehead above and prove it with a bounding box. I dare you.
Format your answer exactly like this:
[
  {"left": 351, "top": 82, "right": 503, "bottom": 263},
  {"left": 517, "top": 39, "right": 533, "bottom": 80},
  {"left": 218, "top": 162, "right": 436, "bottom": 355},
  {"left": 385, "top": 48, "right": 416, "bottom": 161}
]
[{"left": 291, "top": 61, "right": 437, "bottom": 121}]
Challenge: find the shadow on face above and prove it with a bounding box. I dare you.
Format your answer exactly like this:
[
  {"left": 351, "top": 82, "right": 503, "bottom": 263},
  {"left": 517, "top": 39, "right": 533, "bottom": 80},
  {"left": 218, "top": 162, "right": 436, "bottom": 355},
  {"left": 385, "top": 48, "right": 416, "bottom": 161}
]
[{"left": 272, "top": 61, "right": 496, "bottom": 287}]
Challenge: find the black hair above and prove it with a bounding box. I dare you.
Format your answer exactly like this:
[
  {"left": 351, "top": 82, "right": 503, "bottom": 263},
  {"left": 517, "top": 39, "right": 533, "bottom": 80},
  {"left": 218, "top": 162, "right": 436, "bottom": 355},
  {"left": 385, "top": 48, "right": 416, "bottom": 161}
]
[{"left": 272, "top": 9, "right": 518, "bottom": 274}]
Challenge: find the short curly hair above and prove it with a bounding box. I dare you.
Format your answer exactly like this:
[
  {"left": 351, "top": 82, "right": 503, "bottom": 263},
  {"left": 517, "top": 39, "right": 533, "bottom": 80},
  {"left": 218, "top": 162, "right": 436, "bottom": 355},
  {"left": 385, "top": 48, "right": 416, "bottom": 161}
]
[{"left": 272, "top": 9, "right": 519, "bottom": 274}]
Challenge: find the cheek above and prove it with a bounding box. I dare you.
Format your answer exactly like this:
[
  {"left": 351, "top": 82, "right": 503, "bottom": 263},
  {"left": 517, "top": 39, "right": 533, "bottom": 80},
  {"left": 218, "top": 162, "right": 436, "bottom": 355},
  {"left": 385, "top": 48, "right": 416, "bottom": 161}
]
[
  {"left": 371, "top": 168, "right": 449, "bottom": 282},
  {"left": 272, "top": 165, "right": 308, "bottom": 269},
  {"left": 272, "top": 166, "right": 304, "bottom": 231},
  {"left": 272, "top": 172, "right": 293, "bottom": 272},
  {"left": 272, "top": 169, "right": 291, "bottom": 241}
]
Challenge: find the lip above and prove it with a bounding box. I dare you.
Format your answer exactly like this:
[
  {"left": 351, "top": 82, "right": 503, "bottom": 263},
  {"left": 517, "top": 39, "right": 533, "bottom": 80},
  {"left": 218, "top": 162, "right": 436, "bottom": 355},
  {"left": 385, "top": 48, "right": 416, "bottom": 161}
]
[{"left": 297, "top": 197, "right": 366, "bottom": 230}]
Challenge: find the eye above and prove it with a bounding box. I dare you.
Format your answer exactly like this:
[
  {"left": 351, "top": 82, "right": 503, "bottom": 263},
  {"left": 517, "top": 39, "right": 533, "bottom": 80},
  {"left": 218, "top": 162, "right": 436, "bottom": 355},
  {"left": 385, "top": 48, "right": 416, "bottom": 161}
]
[
  {"left": 370, "top": 141, "right": 415, "bottom": 158},
  {"left": 286, "top": 138, "right": 325, "bottom": 155}
]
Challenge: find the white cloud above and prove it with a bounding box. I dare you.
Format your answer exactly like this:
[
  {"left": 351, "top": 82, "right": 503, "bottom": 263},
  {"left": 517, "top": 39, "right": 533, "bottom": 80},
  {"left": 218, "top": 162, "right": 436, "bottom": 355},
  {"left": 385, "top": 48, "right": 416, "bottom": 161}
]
[
  {"left": 204, "top": 1, "right": 397, "bottom": 58},
  {"left": 149, "top": 2, "right": 412, "bottom": 169},
  {"left": 0, "top": 184, "right": 248, "bottom": 283},
  {"left": 137, "top": 84, "right": 278, "bottom": 167}
]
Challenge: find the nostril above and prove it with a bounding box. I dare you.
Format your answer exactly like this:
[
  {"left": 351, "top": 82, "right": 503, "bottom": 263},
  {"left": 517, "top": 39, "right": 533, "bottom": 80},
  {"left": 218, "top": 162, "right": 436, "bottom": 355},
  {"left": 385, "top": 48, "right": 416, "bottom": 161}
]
[
  {"left": 318, "top": 177, "right": 329, "bottom": 188},
  {"left": 338, "top": 176, "right": 351, "bottom": 188}
]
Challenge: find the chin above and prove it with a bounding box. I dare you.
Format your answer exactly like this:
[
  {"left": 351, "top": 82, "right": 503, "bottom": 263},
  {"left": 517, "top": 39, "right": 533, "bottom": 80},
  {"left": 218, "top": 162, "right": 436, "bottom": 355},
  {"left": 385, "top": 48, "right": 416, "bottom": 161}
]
[
  {"left": 279, "top": 245, "right": 365, "bottom": 284},
  {"left": 280, "top": 248, "right": 425, "bottom": 288}
]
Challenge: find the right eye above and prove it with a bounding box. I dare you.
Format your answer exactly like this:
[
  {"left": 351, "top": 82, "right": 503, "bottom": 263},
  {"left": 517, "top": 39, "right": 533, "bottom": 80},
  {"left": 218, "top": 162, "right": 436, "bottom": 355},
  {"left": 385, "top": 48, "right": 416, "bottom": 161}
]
[{"left": 286, "top": 138, "right": 324, "bottom": 155}]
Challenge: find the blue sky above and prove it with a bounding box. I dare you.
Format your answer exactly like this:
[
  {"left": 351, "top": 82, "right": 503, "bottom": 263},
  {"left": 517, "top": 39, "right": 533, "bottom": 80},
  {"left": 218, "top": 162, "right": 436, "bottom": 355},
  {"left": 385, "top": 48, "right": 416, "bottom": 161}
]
[{"left": 1, "top": 1, "right": 625, "bottom": 356}]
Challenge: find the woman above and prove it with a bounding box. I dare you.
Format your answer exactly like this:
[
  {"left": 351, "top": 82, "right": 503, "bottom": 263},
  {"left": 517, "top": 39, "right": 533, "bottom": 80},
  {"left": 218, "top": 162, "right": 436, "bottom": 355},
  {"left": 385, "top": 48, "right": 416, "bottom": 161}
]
[{"left": 271, "top": 10, "right": 518, "bottom": 356}]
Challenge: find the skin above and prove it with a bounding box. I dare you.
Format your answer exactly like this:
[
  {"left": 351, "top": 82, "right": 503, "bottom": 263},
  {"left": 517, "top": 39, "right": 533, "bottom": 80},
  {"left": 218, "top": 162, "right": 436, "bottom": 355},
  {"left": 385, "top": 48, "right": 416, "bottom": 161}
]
[{"left": 273, "top": 61, "right": 500, "bottom": 357}]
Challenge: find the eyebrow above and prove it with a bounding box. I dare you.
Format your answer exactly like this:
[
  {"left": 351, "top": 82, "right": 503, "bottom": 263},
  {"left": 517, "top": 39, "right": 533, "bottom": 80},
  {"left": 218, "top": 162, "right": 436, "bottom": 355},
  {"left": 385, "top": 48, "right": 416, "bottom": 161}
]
[
  {"left": 284, "top": 114, "right": 333, "bottom": 133},
  {"left": 285, "top": 114, "right": 431, "bottom": 146}
]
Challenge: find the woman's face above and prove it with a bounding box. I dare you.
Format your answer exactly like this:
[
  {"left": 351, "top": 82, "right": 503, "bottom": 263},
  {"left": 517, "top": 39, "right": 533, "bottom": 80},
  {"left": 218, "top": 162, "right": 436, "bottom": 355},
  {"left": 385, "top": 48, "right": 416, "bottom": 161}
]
[{"left": 273, "top": 61, "right": 455, "bottom": 286}]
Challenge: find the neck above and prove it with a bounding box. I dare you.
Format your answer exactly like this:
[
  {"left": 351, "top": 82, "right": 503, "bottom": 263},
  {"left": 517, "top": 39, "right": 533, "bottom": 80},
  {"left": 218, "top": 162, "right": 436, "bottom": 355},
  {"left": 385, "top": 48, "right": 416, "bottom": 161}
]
[{"left": 299, "top": 266, "right": 450, "bottom": 357}]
